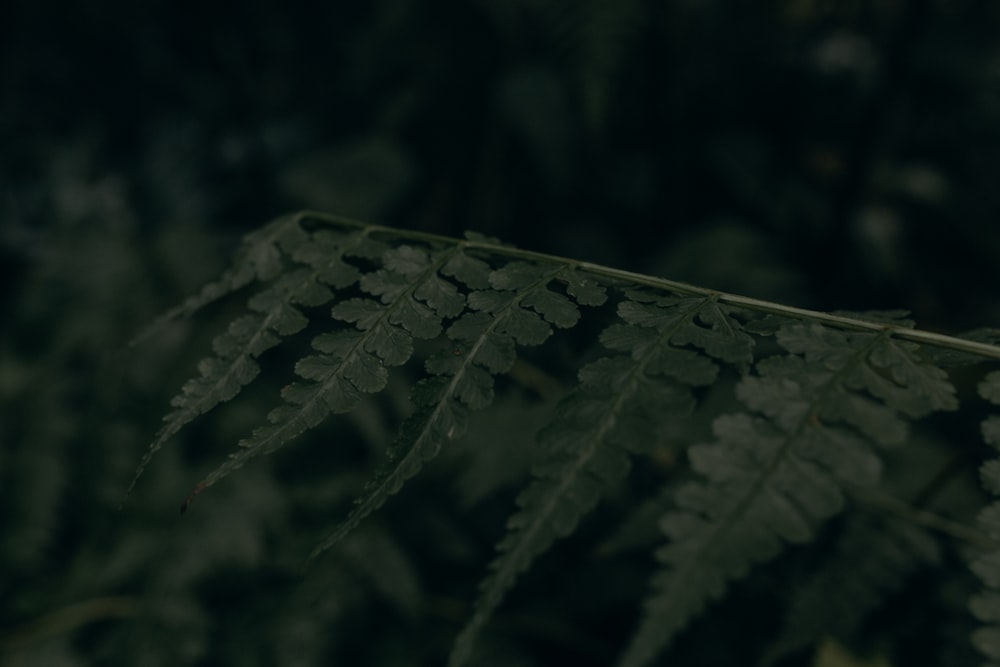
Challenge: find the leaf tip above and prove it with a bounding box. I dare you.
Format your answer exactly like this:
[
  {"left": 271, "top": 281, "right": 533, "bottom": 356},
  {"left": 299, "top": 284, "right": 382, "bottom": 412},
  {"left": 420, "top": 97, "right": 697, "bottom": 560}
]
[{"left": 180, "top": 481, "right": 208, "bottom": 514}]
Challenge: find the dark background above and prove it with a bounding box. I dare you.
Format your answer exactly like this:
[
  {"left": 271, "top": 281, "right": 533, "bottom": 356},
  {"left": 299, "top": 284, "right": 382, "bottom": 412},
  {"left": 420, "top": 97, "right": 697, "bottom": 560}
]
[{"left": 2, "top": 1, "right": 999, "bottom": 665}]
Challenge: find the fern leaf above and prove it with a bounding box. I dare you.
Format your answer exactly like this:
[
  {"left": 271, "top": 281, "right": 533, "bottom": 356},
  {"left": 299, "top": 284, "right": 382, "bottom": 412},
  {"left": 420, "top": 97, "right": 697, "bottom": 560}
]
[
  {"left": 970, "top": 371, "right": 1000, "bottom": 666},
  {"left": 130, "top": 214, "right": 307, "bottom": 345},
  {"left": 450, "top": 293, "right": 753, "bottom": 667},
  {"left": 309, "top": 262, "right": 606, "bottom": 561},
  {"left": 126, "top": 225, "right": 367, "bottom": 498},
  {"left": 193, "top": 242, "right": 467, "bottom": 497},
  {"left": 620, "top": 323, "right": 957, "bottom": 667}
]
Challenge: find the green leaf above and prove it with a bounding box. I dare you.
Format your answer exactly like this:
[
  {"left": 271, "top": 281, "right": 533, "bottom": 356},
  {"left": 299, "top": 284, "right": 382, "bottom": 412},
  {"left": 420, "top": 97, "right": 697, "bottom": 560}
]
[
  {"left": 622, "top": 320, "right": 955, "bottom": 667},
  {"left": 289, "top": 229, "right": 365, "bottom": 286},
  {"left": 446, "top": 313, "right": 517, "bottom": 374},
  {"left": 450, "top": 370, "right": 639, "bottom": 667},
  {"left": 620, "top": 413, "right": 845, "bottom": 667},
  {"left": 489, "top": 261, "right": 547, "bottom": 290},
  {"left": 331, "top": 298, "right": 384, "bottom": 329},
  {"left": 414, "top": 274, "right": 466, "bottom": 319},
  {"left": 383, "top": 245, "right": 432, "bottom": 275},
  {"left": 189, "top": 243, "right": 476, "bottom": 500},
  {"left": 982, "top": 372, "right": 1000, "bottom": 405},
  {"left": 562, "top": 269, "right": 608, "bottom": 306},
  {"left": 310, "top": 262, "right": 606, "bottom": 569},
  {"left": 453, "top": 292, "right": 753, "bottom": 667},
  {"left": 129, "top": 214, "right": 308, "bottom": 345},
  {"left": 867, "top": 338, "right": 957, "bottom": 414},
  {"left": 777, "top": 323, "right": 857, "bottom": 369},
  {"left": 735, "top": 358, "right": 812, "bottom": 430},
  {"left": 126, "top": 246, "right": 358, "bottom": 497},
  {"left": 618, "top": 292, "right": 754, "bottom": 366},
  {"left": 361, "top": 268, "right": 412, "bottom": 302},
  {"left": 442, "top": 250, "right": 493, "bottom": 290},
  {"left": 522, "top": 288, "right": 579, "bottom": 328}
]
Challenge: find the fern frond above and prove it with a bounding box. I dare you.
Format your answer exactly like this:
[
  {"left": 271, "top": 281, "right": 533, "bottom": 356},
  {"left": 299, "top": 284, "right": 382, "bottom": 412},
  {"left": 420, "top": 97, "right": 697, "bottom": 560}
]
[
  {"left": 309, "top": 261, "right": 607, "bottom": 561},
  {"left": 125, "top": 223, "right": 367, "bottom": 498},
  {"left": 131, "top": 212, "right": 1000, "bottom": 664},
  {"left": 620, "top": 321, "right": 957, "bottom": 667},
  {"left": 450, "top": 292, "right": 753, "bottom": 666},
  {"left": 193, "top": 241, "right": 469, "bottom": 499},
  {"left": 970, "top": 371, "right": 1000, "bottom": 665},
  {"left": 130, "top": 214, "right": 306, "bottom": 346}
]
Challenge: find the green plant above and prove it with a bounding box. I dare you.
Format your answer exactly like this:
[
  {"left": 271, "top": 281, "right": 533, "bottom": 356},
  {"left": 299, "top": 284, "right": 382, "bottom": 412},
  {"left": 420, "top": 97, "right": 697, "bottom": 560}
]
[{"left": 130, "top": 210, "right": 1000, "bottom": 666}]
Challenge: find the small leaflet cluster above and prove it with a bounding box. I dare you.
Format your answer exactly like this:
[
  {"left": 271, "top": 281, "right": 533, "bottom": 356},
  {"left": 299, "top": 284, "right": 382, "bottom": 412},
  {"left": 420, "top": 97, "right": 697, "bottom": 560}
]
[
  {"left": 131, "top": 213, "right": 1000, "bottom": 665},
  {"left": 971, "top": 371, "right": 1000, "bottom": 665},
  {"left": 127, "top": 215, "right": 325, "bottom": 497}
]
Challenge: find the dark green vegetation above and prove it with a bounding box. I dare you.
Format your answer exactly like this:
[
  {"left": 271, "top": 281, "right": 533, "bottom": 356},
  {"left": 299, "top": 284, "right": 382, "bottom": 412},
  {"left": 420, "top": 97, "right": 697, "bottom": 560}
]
[
  {"left": 127, "top": 212, "right": 1000, "bottom": 667},
  {"left": 4, "top": 2, "right": 1000, "bottom": 666}
]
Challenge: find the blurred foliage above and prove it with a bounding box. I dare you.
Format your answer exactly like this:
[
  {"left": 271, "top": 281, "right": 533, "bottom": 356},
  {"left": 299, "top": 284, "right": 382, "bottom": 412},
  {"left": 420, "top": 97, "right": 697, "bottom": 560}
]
[{"left": 1, "top": 0, "right": 999, "bottom": 665}]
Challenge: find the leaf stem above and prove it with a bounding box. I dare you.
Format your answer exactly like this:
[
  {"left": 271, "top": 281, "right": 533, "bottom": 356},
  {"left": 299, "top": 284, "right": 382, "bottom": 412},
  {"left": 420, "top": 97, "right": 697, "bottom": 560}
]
[{"left": 297, "top": 211, "right": 1000, "bottom": 361}]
